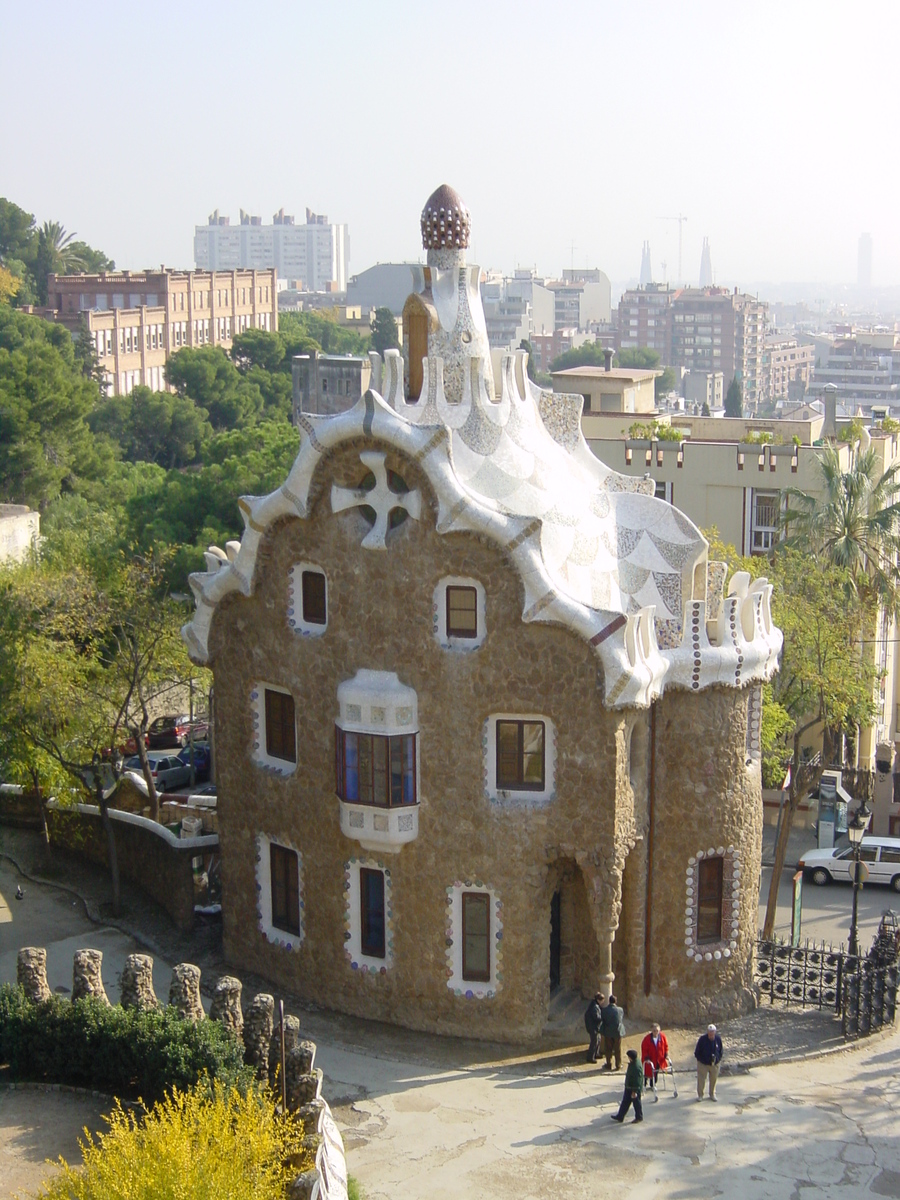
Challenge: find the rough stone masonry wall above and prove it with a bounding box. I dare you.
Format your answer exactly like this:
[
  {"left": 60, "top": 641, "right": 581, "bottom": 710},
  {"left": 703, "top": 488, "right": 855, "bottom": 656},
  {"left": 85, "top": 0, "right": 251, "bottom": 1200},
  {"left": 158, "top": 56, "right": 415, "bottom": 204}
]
[
  {"left": 639, "top": 685, "right": 762, "bottom": 1026},
  {"left": 210, "top": 439, "right": 634, "bottom": 1042}
]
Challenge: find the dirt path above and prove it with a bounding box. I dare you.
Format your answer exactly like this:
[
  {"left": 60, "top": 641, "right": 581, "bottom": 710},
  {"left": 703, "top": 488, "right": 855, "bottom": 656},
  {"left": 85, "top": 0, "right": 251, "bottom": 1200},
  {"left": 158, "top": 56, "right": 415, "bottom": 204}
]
[{"left": 0, "top": 1089, "right": 109, "bottom": 1198}]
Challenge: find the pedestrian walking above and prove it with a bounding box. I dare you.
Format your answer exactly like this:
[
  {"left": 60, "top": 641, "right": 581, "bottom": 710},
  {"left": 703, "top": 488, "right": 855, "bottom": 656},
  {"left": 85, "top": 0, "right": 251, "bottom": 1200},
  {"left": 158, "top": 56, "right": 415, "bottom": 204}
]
[
  {"left": 610, "top": 1048, "right": 643, "bottom": 1124},
  {"left": 640, "top": 1022, "right": 669, "bottom": 1093},
  {"left": 600, "top": 993, "right": 625, "bottom": 1070},
  {"left": 694, "top": 1023, "right": 723, "bottom": 1101},
  {"left": 584, "top": 992, "right": 604, "bottom": 1063}
]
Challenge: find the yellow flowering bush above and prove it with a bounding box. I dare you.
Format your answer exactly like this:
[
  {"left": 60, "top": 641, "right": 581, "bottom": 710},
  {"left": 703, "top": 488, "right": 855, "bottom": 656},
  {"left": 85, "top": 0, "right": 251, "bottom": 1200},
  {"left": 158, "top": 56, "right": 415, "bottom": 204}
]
[{"left": 39, "top": 1082, "right": 314, "bottom": 1200}]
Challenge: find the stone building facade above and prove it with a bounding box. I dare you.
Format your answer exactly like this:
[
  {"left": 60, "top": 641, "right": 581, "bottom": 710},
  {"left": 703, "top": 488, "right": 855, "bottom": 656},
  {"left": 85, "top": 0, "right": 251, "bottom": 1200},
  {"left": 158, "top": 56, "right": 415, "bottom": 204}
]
[{"left": 184, "top": 186, "right": 781, "bottom": 1041}]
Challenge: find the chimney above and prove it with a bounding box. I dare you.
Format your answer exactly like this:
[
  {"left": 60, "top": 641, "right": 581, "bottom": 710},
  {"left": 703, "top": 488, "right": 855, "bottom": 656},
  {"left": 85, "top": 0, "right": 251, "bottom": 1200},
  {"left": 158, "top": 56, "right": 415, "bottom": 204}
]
[
  {"left": 822, "top": 383, "right": 838, "bottom": 438},
  {"left": 603, "top": 349, "right": 613, "bottom": 372}
]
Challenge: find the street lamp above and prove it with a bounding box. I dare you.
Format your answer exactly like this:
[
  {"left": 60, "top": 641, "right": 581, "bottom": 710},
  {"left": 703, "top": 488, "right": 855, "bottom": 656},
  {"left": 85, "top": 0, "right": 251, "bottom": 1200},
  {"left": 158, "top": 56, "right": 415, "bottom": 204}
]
[{"left": 847, "top": 800, "right": 872, "bottom": 958}]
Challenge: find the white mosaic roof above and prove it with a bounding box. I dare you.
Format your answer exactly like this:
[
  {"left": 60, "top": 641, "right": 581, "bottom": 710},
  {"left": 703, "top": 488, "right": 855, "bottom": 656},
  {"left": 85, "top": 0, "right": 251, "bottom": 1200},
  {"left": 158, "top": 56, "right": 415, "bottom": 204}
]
[{"left": 184, "top": 206, "right": 780, "bottom": 708}]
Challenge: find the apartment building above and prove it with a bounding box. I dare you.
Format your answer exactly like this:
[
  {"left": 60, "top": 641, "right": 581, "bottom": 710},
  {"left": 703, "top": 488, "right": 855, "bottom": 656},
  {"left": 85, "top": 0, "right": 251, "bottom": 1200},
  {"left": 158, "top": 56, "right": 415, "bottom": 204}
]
[
  {"left": 809, "top": 332, "right": 900, "bottom": 415},
  {"left": 195, "top": 208, "right": 349, "bottom": 292},
  {"left": 44, "top": 269, "right": 277, "bottom": 396},
  {"left": 616, "top": 283, "right": 675, "bottom": 359},
  {"left": 670, "top": 287, "right": 767, "bottom": 411},
  {"left": 765, "top": 336, "right": 814, "bottom": 404}
]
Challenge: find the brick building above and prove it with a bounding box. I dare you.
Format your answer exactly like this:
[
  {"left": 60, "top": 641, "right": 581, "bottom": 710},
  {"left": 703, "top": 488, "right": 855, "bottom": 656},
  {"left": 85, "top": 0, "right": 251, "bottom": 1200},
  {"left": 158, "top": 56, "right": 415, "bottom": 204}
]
[{"left": 41, "top": 268, "right": 277, "bottom": 395}]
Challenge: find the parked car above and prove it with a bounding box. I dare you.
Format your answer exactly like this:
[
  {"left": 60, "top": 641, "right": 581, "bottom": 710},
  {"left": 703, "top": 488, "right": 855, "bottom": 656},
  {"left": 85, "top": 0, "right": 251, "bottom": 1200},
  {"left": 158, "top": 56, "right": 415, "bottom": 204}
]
[
  {"left": 101, "top": 732, "right": 149, "bottom": 760},
  {"left": 798, "top": 837, "right": 900, "bottom": 891},
  {"left": 176, "top": 742, "right": 211, "bottom": 782},
  {"left": 148, "top": 714, "right": 209, "bottom": 749},
  {"left": 123, "top": 752, "right": 191, "bottom": 793}
]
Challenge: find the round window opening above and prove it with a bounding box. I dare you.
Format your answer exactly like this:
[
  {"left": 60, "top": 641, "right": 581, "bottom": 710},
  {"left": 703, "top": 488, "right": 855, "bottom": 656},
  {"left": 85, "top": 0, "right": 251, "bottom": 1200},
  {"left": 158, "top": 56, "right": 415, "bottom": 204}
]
[
  {"left": 359, "top": 468, "right": 410, "bottom": 530},
  {"left": 461, "top": 331, "right": 473, "bottom": 344}
]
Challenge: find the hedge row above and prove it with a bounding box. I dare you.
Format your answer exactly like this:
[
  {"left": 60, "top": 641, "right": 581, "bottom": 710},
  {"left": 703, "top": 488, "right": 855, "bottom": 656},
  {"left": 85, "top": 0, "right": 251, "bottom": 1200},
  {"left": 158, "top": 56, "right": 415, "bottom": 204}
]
[{"left": 0, "top": 985, "right": 252, "bottom": 1105}]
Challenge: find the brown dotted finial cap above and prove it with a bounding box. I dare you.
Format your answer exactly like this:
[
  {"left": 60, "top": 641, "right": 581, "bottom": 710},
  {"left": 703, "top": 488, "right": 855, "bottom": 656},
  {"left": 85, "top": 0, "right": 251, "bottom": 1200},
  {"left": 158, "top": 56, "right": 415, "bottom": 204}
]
[{"left": 421, "top": 184, "right": 470, "bottom": 250}]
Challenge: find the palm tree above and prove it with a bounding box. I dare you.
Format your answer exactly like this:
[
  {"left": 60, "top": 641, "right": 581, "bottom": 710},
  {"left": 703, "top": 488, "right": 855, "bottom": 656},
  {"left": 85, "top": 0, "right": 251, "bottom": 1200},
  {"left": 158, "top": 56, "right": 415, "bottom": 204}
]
[
  {"left": 35, "top": 221, "right": 87, "bottom": 303},
  {"left": 782, "top": 440, "right": 900, "bottom": 618}
]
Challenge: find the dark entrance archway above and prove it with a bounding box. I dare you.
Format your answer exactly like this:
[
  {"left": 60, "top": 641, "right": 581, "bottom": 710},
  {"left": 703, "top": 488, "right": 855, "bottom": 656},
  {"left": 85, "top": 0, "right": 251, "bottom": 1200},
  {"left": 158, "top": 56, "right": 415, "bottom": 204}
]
[
  {"left": 549, "top": 890, "right": 561, "bottom": 991},
  {"left": 546, "top": 859, "right": 600, "bottom": 1000}
]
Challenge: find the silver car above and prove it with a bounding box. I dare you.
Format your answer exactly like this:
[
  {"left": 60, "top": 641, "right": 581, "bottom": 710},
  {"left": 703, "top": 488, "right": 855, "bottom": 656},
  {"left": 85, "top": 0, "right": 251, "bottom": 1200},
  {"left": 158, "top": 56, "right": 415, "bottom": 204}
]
[
  {"left": 123, "top": 753, "right": 191, "bottom": 793},
  {"left": 798, "top": 837, "right": 900, "bottom": 891}
]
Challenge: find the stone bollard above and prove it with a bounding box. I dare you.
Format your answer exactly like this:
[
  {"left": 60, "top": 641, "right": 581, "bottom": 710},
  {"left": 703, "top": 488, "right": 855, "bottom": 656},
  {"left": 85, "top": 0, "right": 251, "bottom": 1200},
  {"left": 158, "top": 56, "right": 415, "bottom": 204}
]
[
  {"left": 268, "top": 1014, "right": 301, "bottom": 1090},
  {"left": 210, "top": 975, "right": 243, "bottom": 1039},
  {"left": 168, "top": 963, "right": 204, "bottom": 1021},
  {"left": 120, "top": 954, "right": 159, "bottom": 1011},
  {"left": 288, "top": 1171, "right": 319, "bottom": 1200},
  {"left": 72, "top": 949, "right": 110, "bottom": 1004},
  {"left": 285, "top": 1046, "right": 322, "bottom": 1113},
  {"left": 17, "top": 947, "right": 51, "bottom": 1003},
  {"left": 242, "top": 992, "right": 274, "bottom": 1080}
]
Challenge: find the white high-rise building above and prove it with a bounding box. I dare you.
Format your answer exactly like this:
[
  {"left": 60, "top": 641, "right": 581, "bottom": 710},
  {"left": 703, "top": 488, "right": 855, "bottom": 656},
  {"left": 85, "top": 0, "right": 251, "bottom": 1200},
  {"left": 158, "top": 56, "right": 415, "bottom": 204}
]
[{"left": 194, "top": 208, "right": 349, "bottom": 292}]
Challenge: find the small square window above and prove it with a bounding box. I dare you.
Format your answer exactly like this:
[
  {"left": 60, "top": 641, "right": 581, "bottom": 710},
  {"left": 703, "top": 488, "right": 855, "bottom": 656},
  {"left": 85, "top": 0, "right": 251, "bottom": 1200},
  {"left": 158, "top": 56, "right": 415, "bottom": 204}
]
[
  {"left": 270, "top": 843, "right": 300, "bottom": 935},
  {"left": 496, "top": 720, "right": 545, "bottom": 790},
  {"left": 301, "top": 570, "right": 327, "bottom": 625},
  {"left": 360, "top": 867, "right": 385, "bottom": 958},
  {"left": 265, "top": 688, "right": 296, "bottom": 763},
  {"left": 446, "top": 585, "right": 477, "bottom": 638},
  {"left": 462, "top": 892, "right": 490, "bottom": 982}
]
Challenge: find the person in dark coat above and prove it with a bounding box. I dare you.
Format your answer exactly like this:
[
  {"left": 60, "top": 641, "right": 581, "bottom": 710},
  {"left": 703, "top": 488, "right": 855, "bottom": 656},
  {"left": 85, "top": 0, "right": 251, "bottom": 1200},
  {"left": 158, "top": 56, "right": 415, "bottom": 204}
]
[
  {"left": 600, "top": 993, "right": 625, "bottom": 1070},
  {"left": 694, "top": 1023, "right": 724, "bottom": 1101},
  {"left": 584, "top": 992, "right": 604, "bottom": 1063},
  {"left": 610, "top": 1048, "right": 643, "bottom": 1123}
]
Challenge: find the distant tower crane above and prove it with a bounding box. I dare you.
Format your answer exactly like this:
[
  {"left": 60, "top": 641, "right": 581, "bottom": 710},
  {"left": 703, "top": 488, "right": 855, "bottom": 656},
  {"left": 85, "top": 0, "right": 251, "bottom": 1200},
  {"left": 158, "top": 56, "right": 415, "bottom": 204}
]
[{"left": 659, "top": 214, "right": 688, "bottom": 285}]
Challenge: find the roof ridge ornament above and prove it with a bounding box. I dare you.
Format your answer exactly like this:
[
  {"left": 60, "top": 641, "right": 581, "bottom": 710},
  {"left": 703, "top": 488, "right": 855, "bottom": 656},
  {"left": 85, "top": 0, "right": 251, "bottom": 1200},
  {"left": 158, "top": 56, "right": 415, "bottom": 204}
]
[{"left": 421, "top": 184, "right": 470, "bottom": 250}]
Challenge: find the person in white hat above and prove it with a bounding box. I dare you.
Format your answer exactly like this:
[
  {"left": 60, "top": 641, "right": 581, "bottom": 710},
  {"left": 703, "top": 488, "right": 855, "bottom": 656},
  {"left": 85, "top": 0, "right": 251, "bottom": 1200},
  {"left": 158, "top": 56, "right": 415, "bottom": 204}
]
[{"left": 693, "top": 1023, "right": 723, "bottom": 1101}]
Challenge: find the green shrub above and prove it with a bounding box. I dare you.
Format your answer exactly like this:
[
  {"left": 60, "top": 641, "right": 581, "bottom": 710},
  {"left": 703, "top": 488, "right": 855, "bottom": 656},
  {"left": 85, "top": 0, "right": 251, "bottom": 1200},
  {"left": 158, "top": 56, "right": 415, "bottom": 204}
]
[
  {"left": 0, "top": 985, "right": 251, "bottom": 1104},
  {"left": 38, "top": 1080, "right": 312, "bottom": 1200}
]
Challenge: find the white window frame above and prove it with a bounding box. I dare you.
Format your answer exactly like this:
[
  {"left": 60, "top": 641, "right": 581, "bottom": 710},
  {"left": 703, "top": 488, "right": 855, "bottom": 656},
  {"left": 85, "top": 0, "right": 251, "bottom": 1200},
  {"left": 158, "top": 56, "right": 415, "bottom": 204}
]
[
  {"left": 683, "top": 844, "right": 741, "bottom": 964},
  {"left": 288, "top": 562, "right": 328, "bottom": 636},
  {"left": 445, "top": 881, "right": 501, "bottom": 998},
  {"left": 255, "top": 833, "right": 303, "bottom": 951},
  {"left": 433, "top": 576, "right": 486, "bottom": 651},
  {"left": 343, "top": 857, "right": 393, "bottom": 973},
  {"left": 483, "top": 713, "right": 556, "bottom": 804},
  {"left": 250, "top": 682, "right": 297, "bottom": 775},
  {"left": 746, "top": 488, "right": 782, "bottom": 556}
]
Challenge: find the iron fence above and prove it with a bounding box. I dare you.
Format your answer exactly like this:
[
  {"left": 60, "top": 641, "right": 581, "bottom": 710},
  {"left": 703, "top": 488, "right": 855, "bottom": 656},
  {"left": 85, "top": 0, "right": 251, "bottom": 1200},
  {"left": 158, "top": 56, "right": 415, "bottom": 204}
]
[
  {"left": 755, "top": 933, "right": 900, "bottom": 1040},
  {"left": 756, "top": 939, "right": 842, "bottom": 1010}
]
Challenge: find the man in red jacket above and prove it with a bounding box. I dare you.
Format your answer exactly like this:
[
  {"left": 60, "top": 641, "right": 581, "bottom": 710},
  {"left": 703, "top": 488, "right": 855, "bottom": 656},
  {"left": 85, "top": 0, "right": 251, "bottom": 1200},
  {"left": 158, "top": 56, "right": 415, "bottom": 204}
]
[{"left": 640, "top": 1023, "right": 669, "bottom": 1098}]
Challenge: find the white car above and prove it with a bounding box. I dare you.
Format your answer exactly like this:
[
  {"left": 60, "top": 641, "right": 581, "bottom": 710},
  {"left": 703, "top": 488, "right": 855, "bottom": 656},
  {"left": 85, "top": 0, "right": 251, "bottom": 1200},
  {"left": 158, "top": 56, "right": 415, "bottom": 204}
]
[{"left": 798, "top": 837, "right": 900, "bottom": 891}]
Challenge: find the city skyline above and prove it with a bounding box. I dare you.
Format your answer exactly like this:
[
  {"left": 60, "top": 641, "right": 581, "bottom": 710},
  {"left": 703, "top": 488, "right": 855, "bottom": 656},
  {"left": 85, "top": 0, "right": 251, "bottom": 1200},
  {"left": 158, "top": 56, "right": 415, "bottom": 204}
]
[{"left": 2, "top": 0, "right": 898, "bottom": 288}]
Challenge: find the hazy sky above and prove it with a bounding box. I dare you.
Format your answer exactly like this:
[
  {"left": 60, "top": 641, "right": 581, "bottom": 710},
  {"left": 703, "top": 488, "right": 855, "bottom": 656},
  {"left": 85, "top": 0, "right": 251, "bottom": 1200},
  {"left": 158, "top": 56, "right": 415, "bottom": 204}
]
[{"left": 2, "top": 0, "right": 898, "bottom": 288}]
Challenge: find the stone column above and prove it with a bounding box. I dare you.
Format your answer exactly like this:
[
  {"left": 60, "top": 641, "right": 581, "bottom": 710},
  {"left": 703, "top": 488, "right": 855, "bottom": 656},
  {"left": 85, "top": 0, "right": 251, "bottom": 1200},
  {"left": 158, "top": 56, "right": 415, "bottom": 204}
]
[
  {"left": 285, "top": 1045, "right": 321, "bottom": 1113},
  {"left": 168, "top": 963, "right": 204, "bottom": 1021},
  {"left": 120, "top": 954, "right": 159, "bottom": 1011},
  {"left": 72, "top": 949, "right": 110, "bottom": 1004},
  {"left": 17, "top": 947, "right": 51, "bottom": 1003},
  {"left": 210, "top": 975, "right": 243, "bottom": 1038},
  {"left": 243, "top": 992, "right": 274, "bottom": 1080},
  {"left": 268, "top": 1013, "right": 301, "bottom": 1090}
]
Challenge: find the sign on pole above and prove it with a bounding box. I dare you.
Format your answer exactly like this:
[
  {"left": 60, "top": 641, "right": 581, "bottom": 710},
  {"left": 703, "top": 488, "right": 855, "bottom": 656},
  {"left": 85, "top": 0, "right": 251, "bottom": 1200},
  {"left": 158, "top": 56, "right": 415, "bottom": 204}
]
[{"left": 791, "top": 870, "right": 803, "bottom": 947}]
